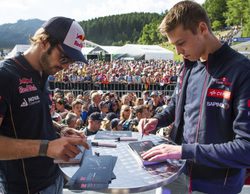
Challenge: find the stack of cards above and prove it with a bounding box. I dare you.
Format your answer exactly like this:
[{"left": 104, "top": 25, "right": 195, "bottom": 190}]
[
  {"left": 68, "top": 155, "right": 117, "bottom": 191},
  {"left": 54, "top": 145, "right": 85, "bottom": 164}
]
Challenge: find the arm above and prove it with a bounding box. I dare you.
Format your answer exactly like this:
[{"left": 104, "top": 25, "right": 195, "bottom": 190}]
[
  {"left": 143, "top": 70, "right": 250, "bottom": 168},
  {"left": 0, "top": 118, "right": 89, "bottom": 161},
  {"left": 181, "top": 70, "right": 250, "bottom": 168},
  {"left": 138, "top": 88, "right": 177, "bottom": 135}
]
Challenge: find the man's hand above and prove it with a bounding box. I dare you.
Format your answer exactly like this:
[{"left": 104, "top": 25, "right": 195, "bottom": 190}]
[
  {"left": 47, "top": 137, "right": 89, "bottom": 162},
  {"left": 60, "top": 127, "right": 85, "bottom": 138},
  {"left": 141, "top": 144, "right": 182, "bottom": 161},
  {"left": 138, "top": 118, "right": 159, "bottom": 135}
]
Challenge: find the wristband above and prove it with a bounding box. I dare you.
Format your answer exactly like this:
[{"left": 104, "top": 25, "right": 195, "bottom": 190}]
[{"left": 39, "top": 140, "right": 49, "bottom": 156}]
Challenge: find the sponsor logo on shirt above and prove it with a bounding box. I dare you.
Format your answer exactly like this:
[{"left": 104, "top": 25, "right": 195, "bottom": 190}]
[
  {"left": 20, "top": 95, "right": 40, "bottom": 107},
  {"left": 19, "top": 77, "right": 37, "bottom": 94},
  {"left": 21, "top": 98, "right": 28, "bottom": 107},
  {"left": 19, "top": 78, "right": 33, "bottom": 85},
  {"left": 19, "top": 85, "right": 38, "bottom": 94},
  {"left": 207, "top": 88, "right": 231, "bottom": 100},
  {"left": 207, "top": 101, "right": 230, "bottom": 109},
  {"left": 215, "top": 77, "right": 231, "bottom": 86}
]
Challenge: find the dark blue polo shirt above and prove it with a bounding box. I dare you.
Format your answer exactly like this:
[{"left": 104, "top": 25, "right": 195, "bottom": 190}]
[{"left": 0, "top": 55, "right": 60, "bottom": 193}]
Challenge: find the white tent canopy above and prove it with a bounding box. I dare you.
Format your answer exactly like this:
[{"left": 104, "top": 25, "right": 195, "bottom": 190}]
[
  {"left": 5, "top": 44, "right": 29, "bottom": 59},
  {"left": 114, "top": 44, "right": 174, "bottom": 60}
]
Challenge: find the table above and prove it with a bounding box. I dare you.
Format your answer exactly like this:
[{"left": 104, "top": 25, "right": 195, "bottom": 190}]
[{"left": 60, "top": 132, "right": 185, "bottom": 193}]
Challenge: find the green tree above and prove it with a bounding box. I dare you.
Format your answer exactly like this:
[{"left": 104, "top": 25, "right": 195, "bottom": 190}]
[
  {"left": 242, "top": 0, "right": 250, "bottom": 36},
  {"left": 203, "top": 0, "right": 227, "bottom": 30},
  {"left": 138, "top": 20, "right": 163, "bottom": 44},
  {"left": 224, "top": 0, "right": 248, "bottom": 27}
]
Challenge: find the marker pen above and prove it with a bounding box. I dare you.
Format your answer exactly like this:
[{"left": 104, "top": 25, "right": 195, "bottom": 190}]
[{"left": 91, "top": 141, "right": 117, "bottom": 148}]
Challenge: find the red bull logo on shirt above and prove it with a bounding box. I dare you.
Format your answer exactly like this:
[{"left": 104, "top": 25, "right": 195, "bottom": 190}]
[{"left": 19, "top": 78, "right": 33, "bottom": 85}]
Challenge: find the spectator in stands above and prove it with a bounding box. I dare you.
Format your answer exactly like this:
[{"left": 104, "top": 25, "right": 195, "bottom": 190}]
[
  {"left": 111, "top": 118, "right": 122, "bottom": 131},
  {"left": 110, "top": 99, "right": 120, "bottom": 117},
  {"left": 88, "top": 92, "right": 101, "bottom": 116},
  {"left": 142, "top": 90, "right": 150, "bottom": 105},
  {"left": 101, "top": 112, "right": 117, "bottom": 131},
  {"left": 64, "top": 112, "right": 78, "bottom": 129},
  {"left": 135, "top": 97, "right": 144, "bottom": 106},
  {"left": 55, "top": 98, "right": 69, "bottom": 119},
  {"left": 129, "top": 105, "right": 149, "bottom": 131},
  {"left": 149, "top": 91, "right": 164, "bottom": 115},
  {"left": 99, "top": 100, "right": 110, "bottom": 118},
  {"left": 50, "top": 100, "right": 62, "bottom": 123},
  {"left": 0, "top": 17, "right": 89, "bottom": 194},
  {"left": 71, "top": 99, "right": 83, "bottom": 127},
  {"left": 81, "top": 112, "right": 103, "bottom": 136},
  {"left": 121, "top": 94, "right": 131, "bottom": 106},
  {"left": 120, "top": 105, "right": 132, "bottom": 131},
  {"left": 65, "top": 92, "right": 75, "bottom": 105},
  {"left": 80, "top": 101, "right": 89, "bottom": 126},
  {"left": 139, "top": 1, "right": 250, "bottom": 194}
]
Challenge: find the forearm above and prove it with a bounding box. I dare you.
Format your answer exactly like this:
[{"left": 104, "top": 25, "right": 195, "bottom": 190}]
[
  {"left": 182, "top": 138, "right": 250, "bottom": 168},
  {"left": 0, "top": 135, "right": 40, "bottom": 160}
]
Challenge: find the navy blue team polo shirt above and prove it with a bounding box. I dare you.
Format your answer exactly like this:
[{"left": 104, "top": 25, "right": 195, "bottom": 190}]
[{"left": 0, "top": 54, "right": 60, "bottom": 194}]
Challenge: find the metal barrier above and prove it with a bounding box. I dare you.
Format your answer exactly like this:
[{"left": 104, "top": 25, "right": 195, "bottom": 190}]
[{"left": 48, "top": 82, "right": 176, "bottom": 97}]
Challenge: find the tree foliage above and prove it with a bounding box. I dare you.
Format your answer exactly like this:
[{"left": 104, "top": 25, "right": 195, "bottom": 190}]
[
  {"left": 203, "top": 0, "right": 227, "bottom": 30},
  {"left": 79, "top": 12, "right": 161, "bottom": 46},
  {"left": 203, "top": 0, "right": 250, "bottom": 36},
  {"left": 224, "top": 0, "right": 248, "bottom": 26}
]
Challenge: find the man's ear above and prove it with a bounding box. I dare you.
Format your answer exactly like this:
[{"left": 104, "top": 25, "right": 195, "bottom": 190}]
[
  {"left": 198, "top": 21, "right": 209, "bottom": 35},
  {"left": 40, "top": 39, "right": 51, "bottom": 51}
]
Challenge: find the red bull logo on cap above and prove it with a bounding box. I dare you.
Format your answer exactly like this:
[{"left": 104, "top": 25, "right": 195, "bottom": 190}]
[
  {"left": 74, "top": 33, "right": 85, "bottom": 49},
  {"left": 76, "top": 34, "right": 85, "bottom": 41}
]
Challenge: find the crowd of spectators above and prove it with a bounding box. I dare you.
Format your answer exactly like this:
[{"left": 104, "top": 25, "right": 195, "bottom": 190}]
[
  {"left": 51, "top": 89, "right": 172, "bottom": 137},
  {"left": 217, "top": 26, "right": 241, "bottom": 46},
  {"left": 48, "top": 59, "right": 182, "bottom": 85}
]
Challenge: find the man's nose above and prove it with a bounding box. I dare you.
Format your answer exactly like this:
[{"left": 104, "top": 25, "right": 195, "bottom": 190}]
[{"left": 175, "top": 46, "right": 183, "bottom": 55}]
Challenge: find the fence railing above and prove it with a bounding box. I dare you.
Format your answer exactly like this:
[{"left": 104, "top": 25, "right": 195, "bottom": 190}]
[{"left": 48, "top": 82, "right": 176, "bottom": 97}]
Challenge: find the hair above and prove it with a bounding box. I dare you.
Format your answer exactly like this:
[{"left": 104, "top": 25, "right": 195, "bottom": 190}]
[
  {"left": 120, "top": 105, "right": 131, "bottom": 120},
  {"left": 29, "top": 27, "right": 59, "bottom": 54},
  {"left": 159, "top": 0, "right": 211, "bottom": 35},
  {"left": 72, "top": 99, "right": 83, "bottom": 108},
  {"left": 101, "top": 120, "right": 111, "bottom": 131},
  {"left": 65, "top": 112, "right": 77, "bottom": 126},
  {"left": 133, "top": 105, "right": 147, "bottom": 114}
]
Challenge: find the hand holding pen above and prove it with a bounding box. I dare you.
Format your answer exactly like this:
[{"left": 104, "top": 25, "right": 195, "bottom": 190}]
[
  {"left": 138, "top": 118, "right": 159, "bottom": 139},
  {"left": 141, "top": 119, "right": 149, "bottom": 139}
]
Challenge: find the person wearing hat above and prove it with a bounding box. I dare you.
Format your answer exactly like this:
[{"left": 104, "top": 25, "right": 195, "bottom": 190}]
[
  {"left": 0, "top": 17, "right": 89, "bottom": 194},
  {"left": 142, "top": 90, "right": 150, "bottom": 105},
  {"left": 110, "top": 118, "right": 122, "bottom": 131},
  {"left": 98, "top": 100, "right": 110, "bottom": 118},
  {"left": 149, "top": 91, "right": 164, "bottom": 115},
  {"left": 81, "top": 112, "right": 103, "bottom": 136}
]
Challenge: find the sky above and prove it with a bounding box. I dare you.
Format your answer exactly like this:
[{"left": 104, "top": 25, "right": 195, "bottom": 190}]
[{"left": 0, "top": 0, "right": 205, "bottom": 25}]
